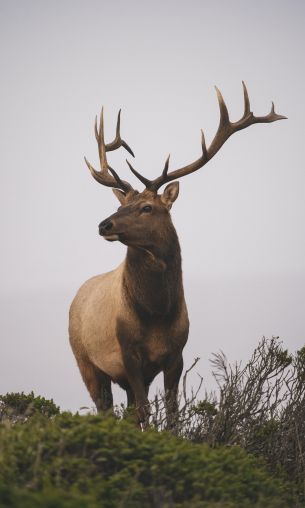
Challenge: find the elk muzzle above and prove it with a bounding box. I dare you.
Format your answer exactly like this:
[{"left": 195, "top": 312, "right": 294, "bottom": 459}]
[{"left": 99, "top": 218, "right": 120, "bottom": 241}]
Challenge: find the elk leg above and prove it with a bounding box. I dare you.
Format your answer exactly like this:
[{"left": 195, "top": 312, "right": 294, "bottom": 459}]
[
  {"left": 125, "top": 386, "right": 138, "bottom": 427},
  {"left": 97, "top": 371, "right": 113, "bottom": 412},
  {"left": 164, "top": 355, "right": 183, "bottom": 429},
  {"left": 76, "top": 356, "right": 113, "bottom": 412},
  {"left": 126, "top": 384, "right": 149, "bottom": 407},
  {"left": 117, "top": 320, "right": 150, "bottom": 428},
  {"left": 125, "top": 384, "right": 150, "bottom": 429},
  {"left": 124, "top": 359, "right": 150, "bottom": 428},
  {"left": 126, "top": 386, "right": 135, "bottom": 407}
]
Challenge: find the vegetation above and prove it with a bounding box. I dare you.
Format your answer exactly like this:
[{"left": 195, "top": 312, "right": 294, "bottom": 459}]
[
  {"left": 0, "top": 391, "right": 60, "bottom": 422},
  {"left": 0, "top": 338, "right": 304, "bottom": 507}
]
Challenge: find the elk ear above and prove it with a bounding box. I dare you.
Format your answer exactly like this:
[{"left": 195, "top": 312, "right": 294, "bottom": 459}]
[
  {"left": 112, "top": 188, "right": 127, "bottom": 205},
  {"left": 160, "top": 181, "right": 180, "bottom": 209}
]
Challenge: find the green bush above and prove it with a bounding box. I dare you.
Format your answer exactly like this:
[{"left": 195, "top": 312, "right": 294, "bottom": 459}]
[
  {"left": 0, "top": 392, "right": 60, "bottom": 421},
  {"left": 0, "top": 411, "right": 296, "bottom": 508}
]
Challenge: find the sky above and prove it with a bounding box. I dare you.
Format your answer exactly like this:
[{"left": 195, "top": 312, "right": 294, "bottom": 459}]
[{"left": 0, "top": 0, "right": 304, "bottom": 412}]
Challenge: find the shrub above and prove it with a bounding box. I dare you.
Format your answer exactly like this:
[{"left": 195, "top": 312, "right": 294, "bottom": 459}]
[
  {"left": 148, "top": 338, "right": 305, "bottom": 502},
  {"left": 0, "top": 392, "right": 60, "bottom": 422},
  {"left": 1, "top": 337, "right": 304, "bottom": 506},
  {"left": 0, "top": 412, "right": 295, "bottom": 508}
]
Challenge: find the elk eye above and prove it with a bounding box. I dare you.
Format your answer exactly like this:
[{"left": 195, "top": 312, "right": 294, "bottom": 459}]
[{"left": 142, "top": 205, "right": 152, "bottom": 213}]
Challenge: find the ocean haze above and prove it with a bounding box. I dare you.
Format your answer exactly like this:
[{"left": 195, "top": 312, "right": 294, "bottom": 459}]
[{"left": 0, "top": 0, "right": 304, "bottom": 411}]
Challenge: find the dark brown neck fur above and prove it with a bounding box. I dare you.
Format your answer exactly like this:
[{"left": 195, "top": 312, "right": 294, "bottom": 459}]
[{"left": 123, "top": 223, "right": 183, "bottom": 321}]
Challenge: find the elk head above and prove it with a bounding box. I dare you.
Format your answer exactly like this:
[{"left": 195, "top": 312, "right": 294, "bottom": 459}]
[{"left": 84, "top": 83, "right": 286, "bottom": 250}]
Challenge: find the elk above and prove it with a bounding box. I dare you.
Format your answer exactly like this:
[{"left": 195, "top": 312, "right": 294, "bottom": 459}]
[{"left": 69, "top": 83, "right": 285, "bottom": 427}]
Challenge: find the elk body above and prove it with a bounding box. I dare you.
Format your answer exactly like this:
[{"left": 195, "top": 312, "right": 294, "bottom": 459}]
[{"left": 69, "top": 83, "right": 285, "bottom": 426}]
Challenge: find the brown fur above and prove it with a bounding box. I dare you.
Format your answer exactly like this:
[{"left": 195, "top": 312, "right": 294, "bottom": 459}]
[
  {"left": 71, "top": 88, "right": 285, "bottom": 425},
  {"left": 69, "top": 187, "right": 189, "bottom": 425}
]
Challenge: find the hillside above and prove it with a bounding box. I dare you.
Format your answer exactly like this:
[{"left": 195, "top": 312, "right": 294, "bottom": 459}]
[{"left": 0, "top": 338, "right": 304, "bottom": 507}]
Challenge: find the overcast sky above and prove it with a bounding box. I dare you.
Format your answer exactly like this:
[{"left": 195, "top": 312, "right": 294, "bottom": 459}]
[{"left": 1, "top": 0, "right": 304, "bottom": 412}]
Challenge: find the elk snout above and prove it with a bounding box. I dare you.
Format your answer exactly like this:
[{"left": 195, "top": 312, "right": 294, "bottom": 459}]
[{"left": 99, "top": 218, "right": 113, "bottom": 236}]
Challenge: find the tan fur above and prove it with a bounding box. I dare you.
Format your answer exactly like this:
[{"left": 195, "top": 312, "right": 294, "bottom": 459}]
[
  {"left": 69, "top": 260, "right": 188, "bottom": 389},
  {"left": 69, "top": 180, "right": 190, "bottom": 424},
  {"left": 71, "top": 93, "right": 285, "bottom": 420},
  {"left": 70, "top": 264, "right": 125, "bottom": 383}
]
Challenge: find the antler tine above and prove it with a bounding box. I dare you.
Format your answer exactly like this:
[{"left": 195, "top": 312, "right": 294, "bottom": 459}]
[
  {"left": 106, "top": 110, "right": 135, "bottom": 157},
  {"left": 85, "top": 108, "right": 135, "bottom": 193},
  {"left": 162, "top": 154, "right": 170, "bottom": 178},
  {"left": 242, "top": 81, "right": 251, "bottom": 117},
  {"left": 232, "top": 82, "right": 287, "bottom": 133},
  {"left": 94, "top": 115, "right": 99, "bottom": 142},
  {"left": 97, "top": 108, "right": 108, "bottom": 170},
  {"left": 215, "top": 86, "right": 230, "bottom": 127},
  {"left": 145, "top": 82, "right": 286, "bottom": 191},
  {"left": 126, "top": 159, "right": 151, "bottom": 187},
  {"left": 200, "top": 130, "right": 208, "bottom": 161},
  {"left": 108, "top": 165, "right": 129, "bottom": 189},
  {"left": 84, "top": 155, "right": 126, "bottom": 189},
  {"left": 84, "top": 156, "right": 104, "bottom": 184}
]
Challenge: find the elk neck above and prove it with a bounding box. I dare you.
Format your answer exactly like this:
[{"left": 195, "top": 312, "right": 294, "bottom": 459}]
[{"left": 123, "top": 222, "right": 184, "bottom": 320}]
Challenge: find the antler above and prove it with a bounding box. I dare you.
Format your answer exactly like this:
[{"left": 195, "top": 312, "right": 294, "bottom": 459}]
[
  {"left": 126, "top": 82, "right": 287, "bottom": 192},
  {"left": 84, "top": 108, "right": 135, "bottom": 193}
]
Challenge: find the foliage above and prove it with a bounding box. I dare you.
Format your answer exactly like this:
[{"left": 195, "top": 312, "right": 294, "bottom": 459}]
[
  {"left": 1, "top": 337, "right": 304, "bottom": 506},
  {"left": 149, "top": 337, "right": 305, "bottom": 504},
  {"left": 0, "top": 411, "right": 295, "bottom": 508},
  {"left": 0, "top": 391, "right": 60, "bottom": 422}
]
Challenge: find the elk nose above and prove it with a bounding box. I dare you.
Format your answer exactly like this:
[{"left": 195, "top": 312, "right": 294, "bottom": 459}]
[{"left": 99, "top": 219, "right": 113, "bottom": 236}]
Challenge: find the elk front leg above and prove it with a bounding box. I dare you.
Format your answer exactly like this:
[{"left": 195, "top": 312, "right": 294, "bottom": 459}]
[
  {"left": 123, "top": 350, "right": 150, "bottom": 428},
  {"left": 126, "top": 384, "right": 149, "bottom": 407},
  {"left": 164, "top": 355, "right": 183, "bottom": 430},
  {"left": 117, "top": 319, "right": 150, "bottom": 428},
  {"left": 75, "top": 355, "right": 113, "bottom": 413}
]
